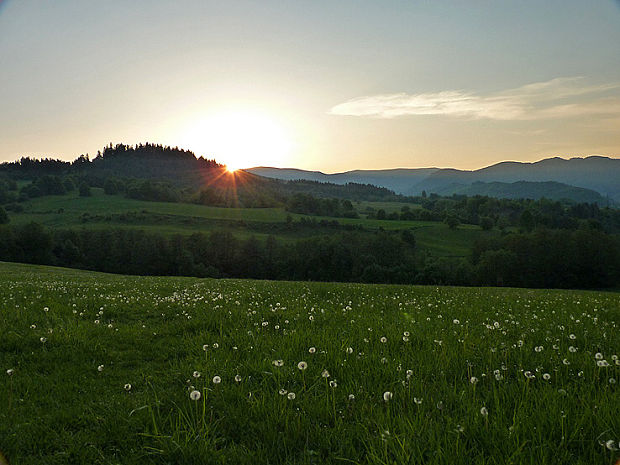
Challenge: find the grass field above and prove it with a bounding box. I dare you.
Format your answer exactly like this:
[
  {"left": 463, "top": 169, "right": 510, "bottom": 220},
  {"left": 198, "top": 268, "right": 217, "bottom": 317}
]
[
  {"left": 1, "top": 262, "right": 618, "bottom": 464},
  {"left": 7, "top": 190, "right": 496, "bottom": 256}
]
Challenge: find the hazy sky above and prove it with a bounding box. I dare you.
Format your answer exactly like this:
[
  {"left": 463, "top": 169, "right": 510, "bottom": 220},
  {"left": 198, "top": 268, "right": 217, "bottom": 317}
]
[{"left": 1, "top": 0, "right": 619, "bottom": 171}]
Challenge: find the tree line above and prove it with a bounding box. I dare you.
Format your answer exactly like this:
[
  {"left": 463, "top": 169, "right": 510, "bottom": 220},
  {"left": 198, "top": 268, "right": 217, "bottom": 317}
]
[{"left": 0, "top": 222, "right": 617, "bottom": 289}]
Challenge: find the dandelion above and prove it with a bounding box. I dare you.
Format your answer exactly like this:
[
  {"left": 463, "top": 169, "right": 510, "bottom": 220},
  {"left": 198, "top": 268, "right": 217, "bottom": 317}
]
[
  {"left": 604, "top": 439, "right": 617, "bottom": 451},
  {"left": 287, "top": 392, "right": 296, "bottom": 400},
  {"left": 380, "top": 337, "right": 387, "bottom": 343},
  {"left": 543, "top": 373, "right": 551, "bottom": 381},
  {"left": 414, "top": 397, "right": 423, "bottom": 405},
  {"left": 189, "top": 390, "right": 201, "bottom": 401},
  {"left": 535, "top": 346, "right": 543, "bottom": 352},
  {"left": 202, "top": 344, "right": 208, "bottom": 351},
  {"left": 279, "top": 388, "right": 288, "bottom": 395},
  {"left": 609, "top": 378, "right": 616, "bottom": 384},
  {"left": 595, "top": 352, "right": 603, "bottom": 360},
  {"left": 563, "top": 358, "right": 570, "bottom": 365},
  {"left": 329, "top": 380, "right": 337, "bottom": 388},
  {"left": 321, "top": 369, "right": 330, "bottom": 378},
  {"left": 212, "top": 343, "right": 219, "bottom": 349},
  {"left": 97, "top": 365, "right": 104, "bottom": 372},
  {"left": 569, "top": 346, "right": 577, "bottom": 353},
  {"left": 40, "top": 337, "right": 47, "bottom": 343},
  {"left": 124, "top": 383, "right": 132, "bottom": 391},
  {"left": 383, "top": 391, "right": 393, "bottom": 402},
  {"left": 453, "top": 319, "right": 460, "bottom": 324},
  {"left": 569, "top": 334, "right": 576, "bottom": 340},
  {"left": 470, "top": 376, "right": 479, "bottom": 384},
  {"left": 308, "top": 347, "right": 316, "bottom": 354},
  {"left": 403, "top": 331, "right": 410, "bottom": 337},
  {"left": 346, "top": 347, "right": 353, "bottom": 354},
  {"left": 193, "top": 371, "right": 201, "bottom": 378},
  {"left": 406, "top": 369, "right": 413, "bottom": 379},
  {"left": 212, "top": 375, "right": 221, "bottom": 384},
  {"left": 297, "top": 361, "right": 307, "bottom": 371},
  {"left": 235, "top": 374, "right": 242, "bottom": 382},
  {"left": 480, "top": 406, "right": 488, "bottom": 417},
  {"left": 348, "top": 394, "right": 355, "bottom": 401},
  {"left": 272, "top": 360, "right": 284, "bottom": 367},
  {"left": 597, "top": 360, "right": 609, "bottom": 367},
  {"left": 6, "top": 369, "right": 14, "bottom": 376}
]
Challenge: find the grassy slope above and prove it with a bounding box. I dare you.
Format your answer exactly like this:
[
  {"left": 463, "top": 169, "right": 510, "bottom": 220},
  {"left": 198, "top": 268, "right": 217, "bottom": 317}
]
[
  {"left": 0, "top": 262, "right": 618, "bottom": 464},
  {"left": 7, "top": 190, "right": 496, "bottom": 256}
]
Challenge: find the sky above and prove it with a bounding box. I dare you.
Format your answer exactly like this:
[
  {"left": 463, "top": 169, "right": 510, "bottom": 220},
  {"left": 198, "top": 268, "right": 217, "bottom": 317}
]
[{"left": 1, "top": 0, "right": 619, "bottom": 172}]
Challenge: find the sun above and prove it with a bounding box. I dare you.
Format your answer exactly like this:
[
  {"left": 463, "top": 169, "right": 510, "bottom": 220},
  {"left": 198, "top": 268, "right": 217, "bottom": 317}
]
[{"left": 179, "top": 110, "right": 293, "bottom": 170}]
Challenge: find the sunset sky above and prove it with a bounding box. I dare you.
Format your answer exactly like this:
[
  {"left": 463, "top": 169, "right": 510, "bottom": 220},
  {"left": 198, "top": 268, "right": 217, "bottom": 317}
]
[{"left": 1, "top": 0, "right": 619, "bottom": 172}]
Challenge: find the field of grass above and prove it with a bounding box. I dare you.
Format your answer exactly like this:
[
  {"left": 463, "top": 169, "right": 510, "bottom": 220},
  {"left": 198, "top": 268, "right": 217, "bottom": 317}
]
[
  {"left": 8, "top": 191, "right": 496, "bottom": 256},
  {"left": 1, "top": 262, "right": 618, "bottom": 464}
]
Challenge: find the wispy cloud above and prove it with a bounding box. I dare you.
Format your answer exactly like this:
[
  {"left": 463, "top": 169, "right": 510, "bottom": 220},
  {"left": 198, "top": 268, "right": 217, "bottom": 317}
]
[{"left": 329, "top": 77, "right": 620, "bottom": 120}]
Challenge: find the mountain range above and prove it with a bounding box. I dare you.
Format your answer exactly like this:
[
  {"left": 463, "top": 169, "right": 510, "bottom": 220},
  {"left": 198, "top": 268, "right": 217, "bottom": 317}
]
[{"left": 247, "top": 156, "right": 620, "bottom": 204}]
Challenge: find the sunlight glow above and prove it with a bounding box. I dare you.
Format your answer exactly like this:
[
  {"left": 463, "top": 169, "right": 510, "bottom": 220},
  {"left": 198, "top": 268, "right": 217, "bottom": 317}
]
[{"left": 179, "top": 111, "right": 293, "bottom": 170}]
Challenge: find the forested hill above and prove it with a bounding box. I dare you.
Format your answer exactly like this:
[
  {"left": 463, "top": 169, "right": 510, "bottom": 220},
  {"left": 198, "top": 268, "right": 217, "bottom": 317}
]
[
  {"left": 247, "top": 156, "right": 620, "bottom": 204},
  {"left": 0, "top": 143, "right": 407, "bottom": 204},
  {"left": 0, "top": 143, "right": 221, "bottom": 185}
]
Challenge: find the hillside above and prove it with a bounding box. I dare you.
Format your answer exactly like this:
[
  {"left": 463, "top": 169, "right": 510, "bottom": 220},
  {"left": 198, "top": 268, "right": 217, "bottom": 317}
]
[
  {"left": 247, "top": 156, "right": 620, "bottom": 203},
  {"left": 433, "top": 180, "right": 607, "bottom": 204}
]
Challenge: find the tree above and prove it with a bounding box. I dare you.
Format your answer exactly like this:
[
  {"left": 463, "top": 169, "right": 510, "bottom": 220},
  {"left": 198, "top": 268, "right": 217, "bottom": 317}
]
[
  {"left": 0, "top": 206, "right": 9, "bottom": 224},
  {"left": 480, "top": 216, "right": 494, "bottom": 231},
  {"left": 79, "top": 182, "right": 91, "bottom": 197},
  {"left": 444, "top": 214, "right": 460, "bottom": 230},
  {"left": 519, "top": 210, "right": 534, "bottom": 232}
]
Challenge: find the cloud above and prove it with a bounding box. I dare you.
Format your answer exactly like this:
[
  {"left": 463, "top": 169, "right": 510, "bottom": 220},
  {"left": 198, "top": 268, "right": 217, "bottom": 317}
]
[{"left": 329, "top": 77, "right": 620, "bottom": 121}]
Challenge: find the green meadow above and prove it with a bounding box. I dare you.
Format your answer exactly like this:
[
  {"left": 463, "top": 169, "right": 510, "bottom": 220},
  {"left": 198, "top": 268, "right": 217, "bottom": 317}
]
[
  {"left": 1, "top": 262, "right": 618, "bottom": 464},
  {"left": 7, "top": 190, "right": 496, "bottom": 257}
]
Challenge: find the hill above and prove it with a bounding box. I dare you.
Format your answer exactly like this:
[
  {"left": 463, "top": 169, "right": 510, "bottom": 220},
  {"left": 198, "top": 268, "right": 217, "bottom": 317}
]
[
  {"left": 432, "top": 180, "right": 607, "bottom": 204},
  {"left": 247, "top": 156, "right": 620, "bottom": 203}
]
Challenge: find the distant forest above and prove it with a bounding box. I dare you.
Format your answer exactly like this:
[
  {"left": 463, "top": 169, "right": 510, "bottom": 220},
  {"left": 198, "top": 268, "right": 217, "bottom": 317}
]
[{"left": 1, "top": 143, "right": 619, "bottom": 289}]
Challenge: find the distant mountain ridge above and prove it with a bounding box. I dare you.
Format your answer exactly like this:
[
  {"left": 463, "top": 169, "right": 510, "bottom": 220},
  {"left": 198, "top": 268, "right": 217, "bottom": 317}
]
[{"left": 247, "top": 156, "right": 620, "bottom": 204}]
